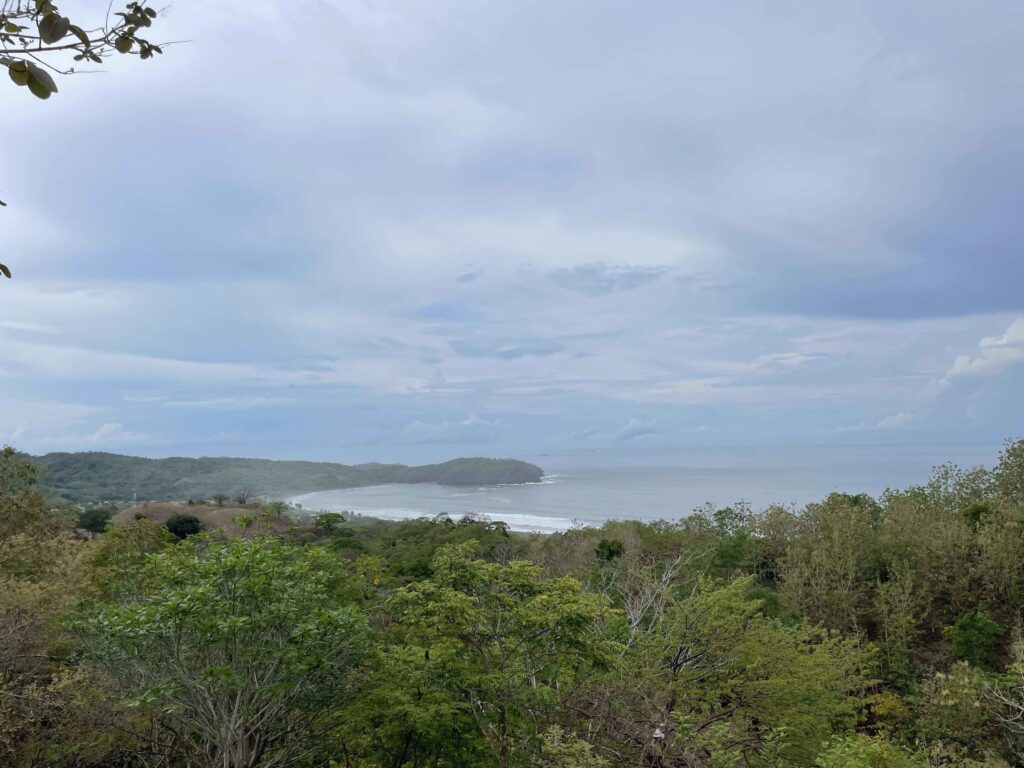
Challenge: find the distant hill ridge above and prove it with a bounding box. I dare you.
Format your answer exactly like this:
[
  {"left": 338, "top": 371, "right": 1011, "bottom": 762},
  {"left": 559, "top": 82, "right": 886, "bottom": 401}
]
[{"left": 28, "top": 451, "right": 545, "bottom": 503}]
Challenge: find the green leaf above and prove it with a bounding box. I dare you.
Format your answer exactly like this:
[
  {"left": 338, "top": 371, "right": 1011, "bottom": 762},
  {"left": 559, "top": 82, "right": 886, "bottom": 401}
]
[
  {"left": 0, "top": 263, "right": 11, "bottom": 279},
  {"left": 27, "top": 78, "right": 52, "bottom": 99},
  {"left": 68, "top": 23, "right": 90, "bottom": 48},
  {"left": 8, "top": 63, "right": 29, "bottom": 87},
  {"left": 25, "top": 62, "right": 58, "bottom": 97},
  {"left": 38, "top": 13, "right": 70, "bottom": 44},
  {"left": 115, "top": 35, "right": 133, "bottom": 53}
]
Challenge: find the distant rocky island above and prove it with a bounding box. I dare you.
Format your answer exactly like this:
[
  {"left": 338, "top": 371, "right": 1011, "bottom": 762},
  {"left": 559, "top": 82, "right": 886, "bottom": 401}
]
[{"left": 28, "top": 451, "right": 545, "bottom": 503}]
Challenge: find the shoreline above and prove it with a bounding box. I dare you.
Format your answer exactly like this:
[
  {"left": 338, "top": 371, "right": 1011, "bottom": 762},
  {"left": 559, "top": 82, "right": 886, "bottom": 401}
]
[{"left": 290, "top": 478, "right": 574, "bottom": 535}]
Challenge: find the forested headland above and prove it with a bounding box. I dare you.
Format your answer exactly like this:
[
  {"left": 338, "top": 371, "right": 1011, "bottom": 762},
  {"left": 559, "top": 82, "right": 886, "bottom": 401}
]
[
  {"left": 25, "top": 452, "right": 545, "bottom": 503},
  {"left": 3, "top": 440, "right": 1024, "bottom": 767}
]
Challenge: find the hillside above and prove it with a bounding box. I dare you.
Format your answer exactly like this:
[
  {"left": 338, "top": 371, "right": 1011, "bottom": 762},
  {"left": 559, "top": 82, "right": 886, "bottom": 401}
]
[
  {"left": 29, "top": 452, "right": 545, "bottom": 503},
  {"left": 112, "top": 502, "right": 301, "bottom": 535}
]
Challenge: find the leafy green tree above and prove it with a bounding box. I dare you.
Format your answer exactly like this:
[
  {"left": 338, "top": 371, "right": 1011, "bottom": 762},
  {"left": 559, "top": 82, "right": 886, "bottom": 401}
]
[
  {"left": 211, "top": 492, "right": 230, "bottom": 507},
  {"left": 993, "top": 438, "right": 1024, "bottom": 508},
  {"left": 538, "top": 726, "right": 611, "bottom": 768},
  {"left": 390, "top": 541, "right": 619, "bottom": 768},
  {"left": 264, "top": 500, "right": 288, "bottom": 518},
  {"left": 164, "top": 512, "right": 202, "bottom": 539},
  {"left": 815, "top": 734, "right": 925, "bottom": 768},
  {"left": 87, "top": 518, "right": 172, "bottom": 590},
  {"left": 314, "top": 511, "right": 344, "bottom": 529},
  {"left": 595, "top": 538, "right": 625, "bottom": 562},
  {"left": 586, "top": 577, "right": 873, "bottom": 766},
  {"left": 76, "top": 506, "right": 114, "bottom": 537},
  {"left": 945, "top": 610, "right": 1003, "bottom": 668},
  {"left": 987, "top": 633, "right": 1024, "bottom": 764},
  {"left": 72, "top": 538, "right": 370, "bottom": 768},
  {"left": 916, "top": 662, "right": 1007, "bottom": 764},
  {"left": 0, "top": 446, "right": 54, "bottom": 573},
  {"left": 780, "top": 493, "right": 883, "bottom": 632}
]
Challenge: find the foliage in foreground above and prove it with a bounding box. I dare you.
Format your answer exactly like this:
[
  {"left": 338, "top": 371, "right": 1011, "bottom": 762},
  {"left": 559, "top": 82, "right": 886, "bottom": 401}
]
[{"left": 1, "top": 439, "right": 1024, "bottom": 766}]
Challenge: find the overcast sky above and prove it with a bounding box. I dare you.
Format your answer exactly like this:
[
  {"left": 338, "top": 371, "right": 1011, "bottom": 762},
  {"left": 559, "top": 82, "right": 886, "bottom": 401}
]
[{"left": 2, "top": 0, "right": 1023, "bottom": 463}]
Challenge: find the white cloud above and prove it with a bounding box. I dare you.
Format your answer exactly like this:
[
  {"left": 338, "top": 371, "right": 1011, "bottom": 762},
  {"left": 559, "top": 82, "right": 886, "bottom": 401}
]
[
  {"left": 160, "top": 396, "right": 297, "bottom": 410},
  {"left": 614, "top": 418, "right": 659, "bottom": 442},
  {"left": 58, "top": 422, "right": 149, "bottom": 447},
  {"left": 400, "top": 414, "right": 504, "bottom": 444},
  {"left": 875, "top": 411, "right": 917, "bottom": 430},
  {"left": 980, "top": 318, "right": 1024, "bottom": 348},
  {"left": 0, "top": 400, "right": 99, "bottom": 448},
  {"left": 945, "top": 317, "right": 1024, "bottom": 381},
  {"left": 1, "top": 1, "right": 1023, "bottom": 456}
]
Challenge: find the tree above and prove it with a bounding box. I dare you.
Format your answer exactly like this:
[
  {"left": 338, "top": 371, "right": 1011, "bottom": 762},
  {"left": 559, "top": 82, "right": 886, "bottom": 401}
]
[
  {"left": 72, "top": 538, "right": 371, "bottom": 768},
  {"left": 945, "top": 610, "right": 1003, "bottom": 668},
  {"left": 581, "top": 577, "right": 873, "bottom": 766},
  {"left": 164, "top": 513, "right": 202, "bottom": 539},
  {"left": 780, "top": 493, "right": 882, "bottom": 632},
  {"left": 315, "top": 511, "right": 347, "bottom": 533},
  {"left": 0, "top": 446, "right": 52, "bottom": 571},
  {"left": 211, "top": 493, "right": 230, "bottom": 507},
  {"left": 76, "top": 506, "right": 114, "bottom": 537},
  {"left": 234, "top": 487, "right": 254, "bottom": 505},
  {"left": 539, "top": 727, "right": 611, "bottom": 768},
  {"left": 1, "top": 0, "right": 164, "bottom": 101},
  {"left": 987, "top": 634, "right": 1024, "bottom": 764},
  {"left": 815, "top": 734, "right": 925, "bottom": 768},
  {"left": 0, "top": 446, "right": 105, "bottom": 765},
  {"left": 390, "top": 542, "right": 619, "bottom": 768},
  {"left": 595, "top": 538, "right": 625, "bottom": 562},
  {"left": 264, "top": 500, "right": 288, "bottom": 518}
]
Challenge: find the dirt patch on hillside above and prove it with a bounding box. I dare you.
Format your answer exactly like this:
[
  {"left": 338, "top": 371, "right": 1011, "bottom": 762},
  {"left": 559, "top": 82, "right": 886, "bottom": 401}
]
[{"left": 114, "top": 502, "right": 299, "bottom": 538}]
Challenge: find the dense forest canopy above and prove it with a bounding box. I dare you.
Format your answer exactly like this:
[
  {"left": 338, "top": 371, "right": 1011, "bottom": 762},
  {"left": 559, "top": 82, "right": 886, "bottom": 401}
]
[
  {"left": 26, "top": 451, "right": 545, "bottom": 502},
  {"left": 1, "top": 439, "right": 1024, "bottom": 766}
]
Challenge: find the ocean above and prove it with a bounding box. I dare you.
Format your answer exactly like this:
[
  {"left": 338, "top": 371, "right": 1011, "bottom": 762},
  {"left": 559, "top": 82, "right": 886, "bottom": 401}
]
[{"left": 289, "top": 444, "right": 1002, "bottom": 533}]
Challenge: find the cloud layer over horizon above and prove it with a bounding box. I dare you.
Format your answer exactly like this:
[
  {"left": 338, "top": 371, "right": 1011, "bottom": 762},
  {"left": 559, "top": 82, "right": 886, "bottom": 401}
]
[{"left": 2, "top": 0, "right": 1023, "bottom": 463}]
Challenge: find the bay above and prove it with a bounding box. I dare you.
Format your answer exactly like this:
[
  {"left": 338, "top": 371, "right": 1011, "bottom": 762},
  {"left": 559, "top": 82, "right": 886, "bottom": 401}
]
[{"left": 290, "top": 444, "right": 1000, "bottom": 533}]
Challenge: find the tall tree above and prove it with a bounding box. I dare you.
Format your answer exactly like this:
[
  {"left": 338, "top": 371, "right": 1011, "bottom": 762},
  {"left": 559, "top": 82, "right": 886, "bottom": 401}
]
[
  {"left": 390, "top": 541, "right": 619, "bottom": 768},
  {"left": 73, "top": 538, "right": 371, "bottom": 768}
]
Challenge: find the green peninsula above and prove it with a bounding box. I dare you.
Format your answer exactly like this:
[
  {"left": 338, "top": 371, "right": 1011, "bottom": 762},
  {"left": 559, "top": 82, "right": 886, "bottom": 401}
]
[{"left": 28, "top": 452, "right": 545, "bottom": 503}]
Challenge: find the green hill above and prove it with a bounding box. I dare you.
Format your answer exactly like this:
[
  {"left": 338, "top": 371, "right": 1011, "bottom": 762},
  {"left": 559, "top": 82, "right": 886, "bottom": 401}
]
[{"left": 28, "top": 452, "right": 545, "bottom": 503}]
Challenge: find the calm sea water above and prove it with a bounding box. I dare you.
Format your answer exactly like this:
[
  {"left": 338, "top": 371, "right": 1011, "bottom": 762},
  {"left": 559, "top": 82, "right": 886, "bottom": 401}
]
[{"left": 290, "top": 445, "right": 1000, "bottom": 534}]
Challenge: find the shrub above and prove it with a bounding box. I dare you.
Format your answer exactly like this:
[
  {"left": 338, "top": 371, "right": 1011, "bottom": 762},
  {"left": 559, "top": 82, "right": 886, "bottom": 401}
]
[
  {"left": 77, "top": 507, "right": 115, "bottom": 536},
  {"left": 944, "top": 610, "right": 1003, "bottom": 668},
  {"left": 595, "top": 538, "right": 625, "bottom": 562},
  {"left": 165, "top": 514, "right": 203, "bottom": 540}
]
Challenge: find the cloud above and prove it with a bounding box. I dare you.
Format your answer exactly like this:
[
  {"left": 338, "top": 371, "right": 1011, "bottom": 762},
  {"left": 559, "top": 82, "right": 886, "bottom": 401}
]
[
  {"left": 449, "top": 337, "right": 564, "bottom": 360},
  {"left": 1, "top": 1, "right": 1023, "bottom": 457},
  {"left": 400, "top": 414, "right": 504, "bottom": 444},
  {"left": 614, "top": 418, "right": 660, "bottom": 442},
  {"left": 0, "top": 399, "right": 99, "bottom": 449},
  {"left": 36, "top": 422, "right": 150, "bottom": 449},
  {"left": 455, "top": 270, "right": 485, "bottom": 283},
  {"left": 945, "top": 317, "right": 1024, "bottom": 380},
  {"left": 875, "top": 412, "right": 917, "bottom": 430},
  {"left": 159, "top": 396, "right": 297, "bottom": 410},
  {"left": 549, "top": 264, "right": 669, "bottom": 296}
]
